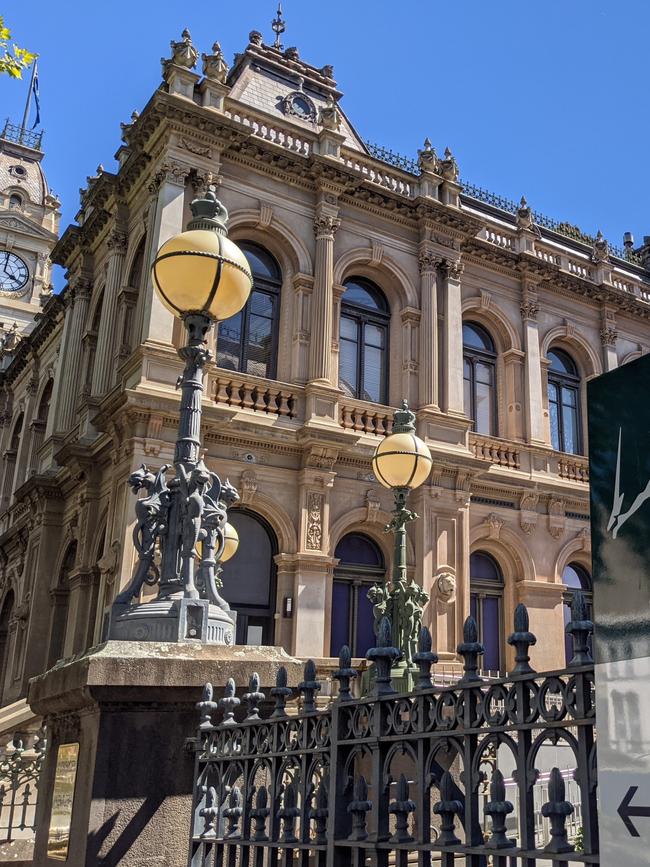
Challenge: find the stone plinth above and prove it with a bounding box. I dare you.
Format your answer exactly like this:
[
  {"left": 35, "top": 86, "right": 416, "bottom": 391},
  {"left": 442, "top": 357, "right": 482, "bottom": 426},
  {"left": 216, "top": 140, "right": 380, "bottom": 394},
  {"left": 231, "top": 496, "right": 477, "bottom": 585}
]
[{"left": 28, "top": 641, "right": 303, "bottom": 867}]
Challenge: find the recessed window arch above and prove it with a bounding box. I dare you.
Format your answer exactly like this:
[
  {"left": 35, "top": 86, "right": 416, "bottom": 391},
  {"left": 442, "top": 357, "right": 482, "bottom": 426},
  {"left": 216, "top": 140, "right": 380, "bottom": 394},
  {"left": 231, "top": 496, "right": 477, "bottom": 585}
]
[
  {"left": 219, "top": 509, "right": 277, "bottom": 645},
  {"left": 330, "top": 532, "right": 386, "bottom": 658},
  {"left": 339, "top": 277, "right": 390, "bottom": 404},
  {"left": 0, "top": 590, "right": 15, "bottom": 702},
  {"left": 47, "top": 541, "right": 77, "bottom": 667},
  {"left": 8, "top": 193, "right": 22, "bottom": 209},
  {"left": 548, "top": 347, "right": 581, "bottom": 454},
  {"left": 216, "top": 242, "right": 282, "bottom": 379},
  {"left": 463, "top": 321, "right": 497, "bottom": 436},
  {"left": 470, "top": 550, "right": 504, "bottom": 673},
  {"left": 562, "top": 561, "right": 592, "bottom": 665}
]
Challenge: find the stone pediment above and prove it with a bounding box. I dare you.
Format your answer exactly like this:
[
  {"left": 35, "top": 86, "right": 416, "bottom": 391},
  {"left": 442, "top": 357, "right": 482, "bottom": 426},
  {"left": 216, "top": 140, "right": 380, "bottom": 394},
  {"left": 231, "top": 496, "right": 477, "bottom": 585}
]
[{"left": 0, "top": 211, "right": 57, "bottom": 242}]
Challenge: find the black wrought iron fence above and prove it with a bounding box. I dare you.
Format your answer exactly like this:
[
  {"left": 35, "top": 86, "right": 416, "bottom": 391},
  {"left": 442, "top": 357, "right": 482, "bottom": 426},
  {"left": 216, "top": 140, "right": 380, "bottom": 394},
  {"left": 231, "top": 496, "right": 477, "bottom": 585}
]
[
  {"left": 187, "top": 593, "right": 598, "bottom": 866},
  {"left": 0, "top": 730, "right": 46, "bottom": 844}
]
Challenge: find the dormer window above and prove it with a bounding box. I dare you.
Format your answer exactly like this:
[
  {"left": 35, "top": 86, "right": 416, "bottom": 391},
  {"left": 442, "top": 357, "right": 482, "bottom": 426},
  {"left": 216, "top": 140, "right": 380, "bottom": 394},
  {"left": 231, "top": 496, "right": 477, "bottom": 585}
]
[
  {"left": 281, "top": 90, "right": 317, "bottom": 121},
  {"left": 9, "top": 165, "right": 27, "bottom": 179},
  {"left": 8, "top": 194, "right": 22, "bottom": 209}
]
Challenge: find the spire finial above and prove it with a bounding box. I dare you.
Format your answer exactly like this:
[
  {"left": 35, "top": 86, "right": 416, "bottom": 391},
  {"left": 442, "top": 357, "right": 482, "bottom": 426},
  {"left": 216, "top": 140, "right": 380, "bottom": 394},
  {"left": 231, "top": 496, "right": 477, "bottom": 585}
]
[{"left": 272, "top": 3, "right": 286, "bottom": 50}]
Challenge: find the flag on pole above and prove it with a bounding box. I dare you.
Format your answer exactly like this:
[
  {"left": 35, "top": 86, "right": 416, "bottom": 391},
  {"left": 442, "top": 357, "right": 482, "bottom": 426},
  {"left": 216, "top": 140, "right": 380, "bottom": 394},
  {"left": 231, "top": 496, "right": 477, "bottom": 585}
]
[{"left": 31, "top": 62, "right": 40, "bottom": 129}]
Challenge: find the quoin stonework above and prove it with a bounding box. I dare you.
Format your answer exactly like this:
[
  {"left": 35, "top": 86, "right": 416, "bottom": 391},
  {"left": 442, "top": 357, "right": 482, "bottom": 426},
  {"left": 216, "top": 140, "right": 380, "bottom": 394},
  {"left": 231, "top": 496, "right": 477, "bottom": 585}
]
[{"left": 0, "top": 20, "right": 649, "bottom": 752}]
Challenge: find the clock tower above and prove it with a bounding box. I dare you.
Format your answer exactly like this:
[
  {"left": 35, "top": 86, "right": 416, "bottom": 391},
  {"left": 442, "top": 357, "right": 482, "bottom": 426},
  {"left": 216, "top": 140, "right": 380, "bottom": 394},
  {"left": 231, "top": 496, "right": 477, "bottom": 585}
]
[{"left": 0, "top": 120, "right": 60, "bottom": 340}]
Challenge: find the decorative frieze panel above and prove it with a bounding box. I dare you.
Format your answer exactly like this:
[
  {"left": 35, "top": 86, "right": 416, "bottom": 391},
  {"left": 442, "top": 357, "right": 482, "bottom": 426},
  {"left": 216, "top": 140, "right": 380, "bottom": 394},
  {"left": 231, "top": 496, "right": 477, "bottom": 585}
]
[{"left": 305, "top": 492, "right": 324, "bottom": 550}]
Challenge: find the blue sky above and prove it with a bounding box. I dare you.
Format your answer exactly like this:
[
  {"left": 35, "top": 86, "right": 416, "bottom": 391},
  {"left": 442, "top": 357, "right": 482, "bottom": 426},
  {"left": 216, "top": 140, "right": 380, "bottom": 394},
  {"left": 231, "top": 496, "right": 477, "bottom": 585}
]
[{"left": 3, "top": 0, "right": 649, "bottom": 287}]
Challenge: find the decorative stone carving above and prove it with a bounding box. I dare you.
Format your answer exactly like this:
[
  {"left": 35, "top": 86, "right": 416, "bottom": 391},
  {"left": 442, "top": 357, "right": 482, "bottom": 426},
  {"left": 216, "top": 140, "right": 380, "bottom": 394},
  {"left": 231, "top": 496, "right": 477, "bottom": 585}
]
[
  {"left": 418, "top": 138, "right": 440, "bottom": 173},
  {"left": 440, "top": 147, "right": 459, "bottom": 181},
  {"left": 178, "top": 138, "right": 213, "bottom": 158},
  {"left": 305, "top": 492, "right": 323, "bottom": 550},
  {"left": 484, "top": 512, "right": 504, "bottom": 539},
  {"left": 258, "top": 202, "right": 273, "bottom": 228},
  {"left": 520, "top": 490, "right": 539, "bottom": 535},
  {"left": 163, "top": 28, "right": 199, "bottom": 74},
  {"left": 578, "top": 526, "right": 591, "bottom": 551},
  {"left": 591, "top": 230, "right": 610, "bottom": 263},
  {"left": 418, "top": 251, "right": 441, "bottom": 274},
  {"left": 319, "top": 94, "right": 341, "bottom": 131},
  {"left": 239, "top": 469, "right": 258, "bottom": 505},
  {"left": 281, "top": 87, "right": 317, "bottom": 122},
  {"left": 248, "top": 30, "right": 263, "bottom": 46},
  {"left": 97, "top": 540, "right": 121, "bottom": 589},
  {"left": 313, "top": 214, "right": 340, "bottom": 239},
  {"left": 548, "top": 497, "right": 566, "bottom": 539},
  {"left": 434, "top": 571, "right": 456, "bottom": 604},
  {"left": 520, "top": 299, "right": 540, "bottom": 321},
  {"left": 304, "top": 446, "right": 338, "bottom": 471},
  {"left": 202, "top": 42, "right": 229, "bottom": 82},
  {"left": 600, "top": 326, "right": 618, "bottom": 347},
  {"left": 107, "top": 228, "right": 128, "bottom": 253},
  {"left": 365, "top": 489, "right": 381, "bottom": 523}
]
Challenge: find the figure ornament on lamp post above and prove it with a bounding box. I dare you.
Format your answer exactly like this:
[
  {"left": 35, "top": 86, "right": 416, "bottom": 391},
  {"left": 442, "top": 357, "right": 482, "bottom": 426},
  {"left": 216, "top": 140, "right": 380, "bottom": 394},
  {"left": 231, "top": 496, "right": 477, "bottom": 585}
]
[
  {"left": 368, "top": 400, "right": 432, "bottom": 686},
  {"left": 109, "top": 184, "right": 253, "bottom": 645}
]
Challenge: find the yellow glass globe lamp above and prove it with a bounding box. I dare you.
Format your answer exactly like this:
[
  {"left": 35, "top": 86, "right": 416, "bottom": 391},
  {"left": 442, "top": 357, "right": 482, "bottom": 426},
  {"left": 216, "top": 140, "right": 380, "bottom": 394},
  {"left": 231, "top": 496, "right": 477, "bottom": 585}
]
[
  {"left": 372, "top": 400, "right": 432, "bottom": 490},
  {"left": 151, "top": 188, "right": 253, "bottom": 322},
  {"left": 220, "top": 521, "right": 239, "bottom": 563}
]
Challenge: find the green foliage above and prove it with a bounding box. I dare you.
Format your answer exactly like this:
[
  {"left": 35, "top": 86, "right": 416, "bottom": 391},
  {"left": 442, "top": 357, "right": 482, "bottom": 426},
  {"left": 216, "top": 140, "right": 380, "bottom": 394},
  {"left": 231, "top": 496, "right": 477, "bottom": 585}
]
[
  {"left": 574, "top": 824, "right": 585, "bottom": 853},
  {"left": 0, "top": 16, "right": 35, "bottom": 79}
]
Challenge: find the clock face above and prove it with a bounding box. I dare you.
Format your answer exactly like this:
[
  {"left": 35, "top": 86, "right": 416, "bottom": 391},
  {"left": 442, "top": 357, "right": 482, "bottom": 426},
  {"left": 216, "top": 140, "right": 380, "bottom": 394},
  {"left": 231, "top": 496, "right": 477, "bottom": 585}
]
[{"left": 0, "top": 252, "right": 28, "bottom": 293}]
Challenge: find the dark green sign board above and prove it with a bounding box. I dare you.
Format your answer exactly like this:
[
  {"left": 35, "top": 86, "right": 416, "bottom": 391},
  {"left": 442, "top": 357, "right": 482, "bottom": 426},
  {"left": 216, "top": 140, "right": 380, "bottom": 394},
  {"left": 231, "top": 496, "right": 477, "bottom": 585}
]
[{"left": 588, "top": 352, "right": 650, "bottom": 663}]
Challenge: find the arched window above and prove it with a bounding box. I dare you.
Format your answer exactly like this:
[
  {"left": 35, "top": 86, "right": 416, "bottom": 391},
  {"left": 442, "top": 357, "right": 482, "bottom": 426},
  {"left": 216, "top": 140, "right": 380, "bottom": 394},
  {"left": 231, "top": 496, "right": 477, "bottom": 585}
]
[
  {"left": 0, "top": 590, "right": 14, "bottom": 702},
  {"left": 339, "top": 278, "right": 390, "bottom": 404},
  {"left": 330, "top": 533, "right": 385, "bottom": 658},
  {"left": 8, "top": 194, "right": 22, "bottom": 209},
  {"left": 562, "top": 562, "right": 592, "bottom": 665},
  {"left": 121, "top": 237, "right": 146, "bottom": 355},
  {"left": 219, "top": 510, "right": 277, "bottom": 645},
  {"left": 470, "top": 551, "right": 504, "bottom": 673},
  {"left": 28, "top": 380, "right": 53, "bottom": 476},
  {"left": 463, "top": 322, "right": 497, "bottom": 435},
  {"left": 84, "top": 291, "right": 104, "bottom": 395},
  {"left": 2, "top": 413, "right": 23, "bottom": 505},
  {"left": 48, "top": 542, "right": 77, "bottom": 666},
  {"left": 216, "top": 243, "right": 281, "bottom": 378},
  {"left": 548, "top": 348, "right": 581, "bottom": 454}
]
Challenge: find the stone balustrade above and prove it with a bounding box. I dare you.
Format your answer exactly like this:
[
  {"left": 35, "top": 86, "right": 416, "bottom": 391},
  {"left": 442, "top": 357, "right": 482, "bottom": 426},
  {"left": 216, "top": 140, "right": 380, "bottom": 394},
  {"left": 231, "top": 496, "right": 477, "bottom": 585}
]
[
  {"left": 339, "top": 401, "right": 394, "bottom": 435},
  {"left": 558, "top": 455, "right": 590, "bottom": 483},
  {"left": 339, "top": 153, "right": 416, "bottom": 198},
  {"left": 535, "top": 246, "right": 561, "bottom": 266},
  {"left": 485, "top": 228, "right": 514, "bottom": 249},
  {"left": 567, "top": 258, "right": 592, "bottom": 280},
  {"left": 213, "top": 373, "right": 301, "bottom": 420},
  {"left": 470, "top": 433, "right": 520, "bottom": 469},
  {"left": 223, "top": 103, "right": 313, "bottom": 156}
]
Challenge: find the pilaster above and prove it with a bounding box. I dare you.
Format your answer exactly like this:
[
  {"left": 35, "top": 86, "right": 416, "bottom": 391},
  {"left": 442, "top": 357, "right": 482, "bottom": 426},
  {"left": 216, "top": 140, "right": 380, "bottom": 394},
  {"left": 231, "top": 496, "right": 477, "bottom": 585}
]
[
  {"left": 55, "top": 274, "right": 93, "bottom": 433},
  {"left": 417, "top": 247, "right": 441, "bottom": 409},
  {"left": 308, "top": 192, "right": 340, "bottom": 384},
  {"left": 600, "top": 306, "right": 618, "bottom": 372},
  {"left": 92, "top": 220, "right": 128, "bottom": 396},
  {"left": 440, "top": 258, "right": 465, "bottom": 416},
  {"left": 520, "top": 277, "right": 546, "bottom": 445}
]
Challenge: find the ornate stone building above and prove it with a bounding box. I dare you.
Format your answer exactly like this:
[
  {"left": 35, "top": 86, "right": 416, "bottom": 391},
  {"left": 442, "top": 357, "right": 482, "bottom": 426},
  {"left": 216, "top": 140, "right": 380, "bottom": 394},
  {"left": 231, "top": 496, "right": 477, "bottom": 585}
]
[{"left": 0, "top": 20, "right": 649, "bottom": 734}]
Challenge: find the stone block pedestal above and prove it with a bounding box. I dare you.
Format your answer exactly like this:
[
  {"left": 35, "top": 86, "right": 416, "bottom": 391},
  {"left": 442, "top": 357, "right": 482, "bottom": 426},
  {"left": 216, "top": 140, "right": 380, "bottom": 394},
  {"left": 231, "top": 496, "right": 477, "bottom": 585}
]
[{"left": 28, "top": 641, "right": 302, "bottom": 867}]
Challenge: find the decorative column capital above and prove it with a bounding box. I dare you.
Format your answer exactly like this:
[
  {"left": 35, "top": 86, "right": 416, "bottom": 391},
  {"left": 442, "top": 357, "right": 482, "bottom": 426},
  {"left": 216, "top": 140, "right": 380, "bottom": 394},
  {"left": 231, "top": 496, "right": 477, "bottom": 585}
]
[
  {"left": 313, "top": 214, "right": 340, "bottom": 240},
  {"left": 148, "top": 160, "right": 191, "bottom": 195},
  {"left": 600, "top": 326, "right": 618, "bottom": 347},
  {"left": 107, "top": 228, "right": 129, "bottom": 254},
  {"left": 418, "top": 252, "right": 443, "bottom": 274},
  {"left": 520, "top": 300, "right": 540, "bottom": 322},
  {"left": 439, "top": 258, "right": 464, "bottom": 279}
]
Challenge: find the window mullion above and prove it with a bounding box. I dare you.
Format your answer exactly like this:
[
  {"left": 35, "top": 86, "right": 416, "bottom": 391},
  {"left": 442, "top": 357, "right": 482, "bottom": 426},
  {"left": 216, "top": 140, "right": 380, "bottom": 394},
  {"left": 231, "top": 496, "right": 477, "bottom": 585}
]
[{"left": 357, "top": 318, "right": 365, "bottom": 400}]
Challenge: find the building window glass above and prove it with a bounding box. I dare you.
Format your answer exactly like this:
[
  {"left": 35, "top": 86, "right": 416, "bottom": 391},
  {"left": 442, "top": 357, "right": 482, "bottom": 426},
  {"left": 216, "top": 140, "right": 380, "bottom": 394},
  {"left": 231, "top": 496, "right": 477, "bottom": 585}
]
[
  {"left": 339, "top": 278, "right": 389, "bottom": 404},
  {"left": 330, "top": 533, "right": 385, "bottom": 658},
  {"left": 220, "top": 509, "right": 277, "bottom": 645},
  {"left": 470, "top": 551, "right": 504, "bottom": 673},
  {"left": 463, "top": 322, "right": 497, "bottom": 436},
  {"left": 548, "top": 349, "right": 581, "bottom": 454},
  {"left": 562, "top": 562, "right": 592, "bottom": 665},
  {"left": 216, "top": 242, "right": 281, "bottom": 379},
  {"left": 8, "top": 194, "right": 22, "bottom": 208}
]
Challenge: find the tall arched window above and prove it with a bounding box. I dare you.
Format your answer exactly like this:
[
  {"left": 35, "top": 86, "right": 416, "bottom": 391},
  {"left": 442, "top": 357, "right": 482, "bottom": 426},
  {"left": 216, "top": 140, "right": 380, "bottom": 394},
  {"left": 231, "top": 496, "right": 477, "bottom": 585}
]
[
  {"left": 48, "top": 542, "right": 77, "bottom": 667},
  {"left": 216, "top": 243, "right": 281, "bottom": 378},
  {"left": 0, "top": 590, "right": 15, "bottom": 702},
  {"left": 562, "top": 562, "right": 592, "bottom": 665},
  {"left": 470, "top": 551, "right": 504, "bottom": 673},
  {"left": 463, "top": 322, "right": 497, "bottom": 436},
  {"left": 9, "top": 194, "right": 22, "bottom": 209},
  {"left": 220, "top": 510, "right": 277, "bottom": 645},
  {"left": 28, "top": 380, "right": 53, "bottom": 476},
  {"left": 548, "top": 348, "right": 581, "bottom": 454},
  {"left": 339, "top": 278, "right": 390, "bottom": 404},
  {"left": 2, "top": 413, "right": 23, "bottom": 505},
  {"left": 330, "top": 533, "right": 385, "bottom": 658}
]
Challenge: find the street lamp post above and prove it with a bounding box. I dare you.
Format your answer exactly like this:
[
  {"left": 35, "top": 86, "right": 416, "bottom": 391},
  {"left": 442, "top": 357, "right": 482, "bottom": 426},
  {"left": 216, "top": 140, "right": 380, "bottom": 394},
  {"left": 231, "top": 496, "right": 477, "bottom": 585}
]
[
  {"left": 109, "top": 186, "right": 253, "bottom": 645},
  {"left": 369, "top": 400, "right": 433, "bottom": 688}
]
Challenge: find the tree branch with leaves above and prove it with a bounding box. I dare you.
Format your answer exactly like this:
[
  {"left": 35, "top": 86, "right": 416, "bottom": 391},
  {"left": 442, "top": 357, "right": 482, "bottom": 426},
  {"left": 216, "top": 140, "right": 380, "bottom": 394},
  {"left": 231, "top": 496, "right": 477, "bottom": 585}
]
[{"left": 0, "top": 15, "right": 35, "bottom": 79}]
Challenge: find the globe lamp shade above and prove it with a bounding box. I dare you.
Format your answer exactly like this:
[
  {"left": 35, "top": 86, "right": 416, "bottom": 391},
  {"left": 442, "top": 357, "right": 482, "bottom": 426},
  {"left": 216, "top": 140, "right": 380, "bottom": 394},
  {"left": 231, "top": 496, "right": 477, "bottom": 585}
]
[
  {"left": 152, "top": 228, "right": 252, "bottom": 321},
  {"left": 371, "top": 401, "right": 432, "bottom": 490},
  {"left": 221, "top": 521, "right": 239, "bottom": 563}
]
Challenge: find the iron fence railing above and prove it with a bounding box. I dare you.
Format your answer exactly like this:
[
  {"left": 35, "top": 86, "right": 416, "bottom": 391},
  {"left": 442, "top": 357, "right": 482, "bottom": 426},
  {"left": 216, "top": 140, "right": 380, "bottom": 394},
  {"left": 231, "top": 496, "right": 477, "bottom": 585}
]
[
  {"left": 0, "top": 730, "right": 45, "bottom": 843},
  {"left": 187, "top": 593, "right": 598, "bottom": 866},
  {"left": 361, "top": 139, "right": 644, "bottom": 268},
  {"left": 1, "top": 120, "right": 43, "bottom": 151}
]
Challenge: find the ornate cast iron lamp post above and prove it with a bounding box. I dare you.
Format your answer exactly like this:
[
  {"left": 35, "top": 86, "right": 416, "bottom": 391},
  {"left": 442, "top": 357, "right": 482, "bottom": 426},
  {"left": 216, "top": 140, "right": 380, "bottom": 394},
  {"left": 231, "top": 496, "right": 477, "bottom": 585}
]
[
  {"left": 109, "top": 186, "right": 253, "bottom": 645},
  {"left": 369, "top": 401, "right": 432, "bottom": 687}
]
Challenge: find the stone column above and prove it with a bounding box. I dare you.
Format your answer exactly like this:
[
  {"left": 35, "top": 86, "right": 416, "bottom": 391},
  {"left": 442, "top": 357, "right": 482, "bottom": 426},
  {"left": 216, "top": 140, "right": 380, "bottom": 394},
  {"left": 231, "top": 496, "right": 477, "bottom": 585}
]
[
  {"left": 418, "top": 250, "right": 440, "bottom": 409},
  {"left": 91, "top": 226, "right": 128, "bottom": 396},
  {"left": 54, "top": 277, "right": 92, "bottom": 432},
  {"left": 12, "top": 365, "right": 38, "bottom": 492},
  {"left": 308, "top": 202, "right": 340, "bottom": 384},
  {"left": 600, "top": 307, "right": 618, "bottom": 371},
  {"left": 520, "top": 281, "right": 545, "bottom": 445},
  {"left": 441, "top": 259, "right": 465, "bottom": 415},
  {"left": 140, "top": 162, "right": 189, "bottom": 346}
]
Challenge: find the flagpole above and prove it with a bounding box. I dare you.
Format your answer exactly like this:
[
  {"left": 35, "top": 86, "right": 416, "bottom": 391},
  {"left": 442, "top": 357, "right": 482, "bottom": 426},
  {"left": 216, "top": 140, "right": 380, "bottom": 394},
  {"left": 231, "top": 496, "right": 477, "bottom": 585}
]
[{"left": 20, "top": 57, "right": 38, "bottom": 138}]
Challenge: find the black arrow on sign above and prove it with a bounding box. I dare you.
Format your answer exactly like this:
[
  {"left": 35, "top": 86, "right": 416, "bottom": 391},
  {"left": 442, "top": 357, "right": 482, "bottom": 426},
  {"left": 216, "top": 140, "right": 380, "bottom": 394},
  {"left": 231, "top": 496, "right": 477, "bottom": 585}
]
[{"left": 618, "top": 786, "right": 650, "bottom": 837}]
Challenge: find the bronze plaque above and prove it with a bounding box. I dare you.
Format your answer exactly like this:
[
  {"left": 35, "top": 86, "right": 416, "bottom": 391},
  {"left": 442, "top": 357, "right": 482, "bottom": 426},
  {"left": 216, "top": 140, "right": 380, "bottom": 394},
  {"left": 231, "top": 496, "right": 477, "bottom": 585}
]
[{"left": 47, "top": 743, "right": 79, "bottom": 860}]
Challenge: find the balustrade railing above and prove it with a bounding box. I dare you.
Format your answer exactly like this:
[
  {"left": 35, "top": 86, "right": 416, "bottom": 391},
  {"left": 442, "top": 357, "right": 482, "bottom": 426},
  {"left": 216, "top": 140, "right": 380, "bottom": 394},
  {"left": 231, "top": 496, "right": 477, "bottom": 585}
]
[
  {"left": 470, "top": 434, "right": 521, "bottom": 469},
  {"left": 558, "top": 456, "right": 590, "bottom": 484},
  {"left": 187, "top": 594, "right": 598, "bottom": 866},
  {"left": 0, "top": 730, "right": 45, "bottom": 846},
  {"left": 223, "top": 104, "right": 313, "bottom": 156},
  {"left": 340, "top": 403, "right": 393, "bottom": 436},
  {"left": 213, "top": 374, "right": 301, "bottom": 421}
]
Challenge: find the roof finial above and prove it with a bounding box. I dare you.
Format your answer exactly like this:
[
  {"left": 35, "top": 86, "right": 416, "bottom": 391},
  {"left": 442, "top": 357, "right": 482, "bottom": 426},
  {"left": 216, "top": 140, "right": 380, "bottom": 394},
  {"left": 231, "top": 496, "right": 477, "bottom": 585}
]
[{"left": 272, "top": 2, "right": 286, "bottom": 50}]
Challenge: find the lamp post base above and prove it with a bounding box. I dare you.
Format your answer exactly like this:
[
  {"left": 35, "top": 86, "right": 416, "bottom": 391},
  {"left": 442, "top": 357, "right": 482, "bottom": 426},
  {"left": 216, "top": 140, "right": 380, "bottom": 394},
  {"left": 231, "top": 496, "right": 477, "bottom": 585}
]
[{"left": 108, "top": 597, "right": 236, "bottom": 645}]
